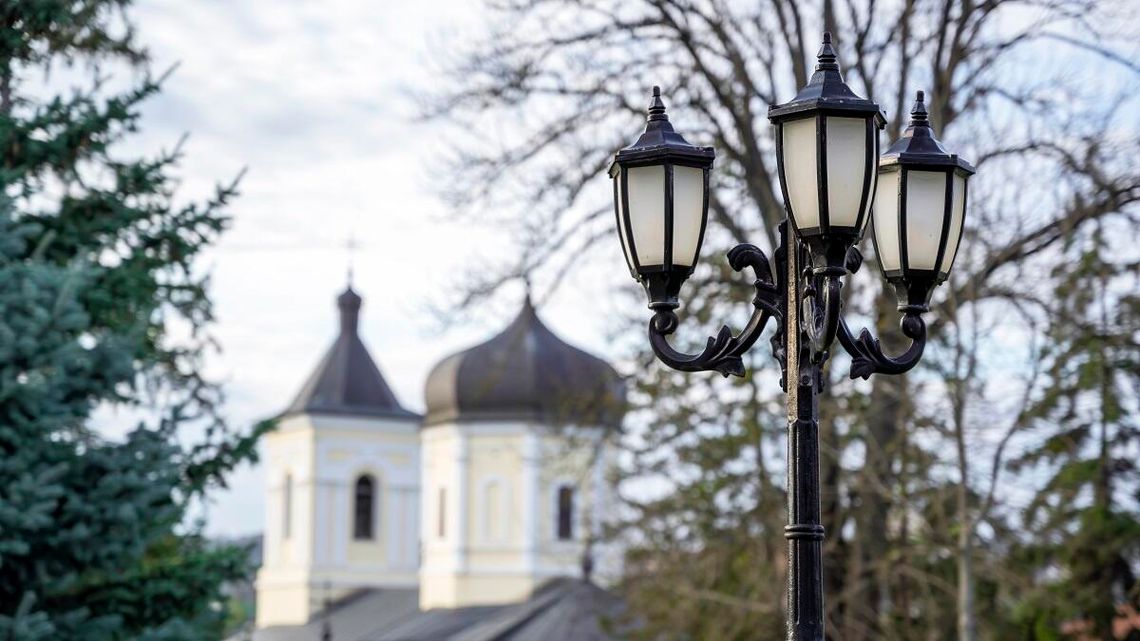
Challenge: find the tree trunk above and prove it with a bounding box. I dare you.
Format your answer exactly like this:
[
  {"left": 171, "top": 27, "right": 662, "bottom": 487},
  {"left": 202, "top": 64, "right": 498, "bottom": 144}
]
[
  {"left": 818, "top": 375, "right": 844, "bottom": 640},
  {"left": 1, "top": 65, "right": 11, "bottom": 116},
  {"left": 845, "top": 302, "right": 905, "bottom": 640},
  {"left": 952, "top": 335, "right": 978, "bottom": 641},
  {"left": 1097, "top": 273, "right": 1114, "bottom": 641},
  {"left": 957, "top": 519, "right": 978, "bottom": 641}
]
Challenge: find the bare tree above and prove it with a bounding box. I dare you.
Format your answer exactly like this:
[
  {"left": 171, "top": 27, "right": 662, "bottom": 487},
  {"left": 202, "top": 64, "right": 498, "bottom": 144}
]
[{"left": 424, "top": 1, "right": 1140, "bottom": 639}]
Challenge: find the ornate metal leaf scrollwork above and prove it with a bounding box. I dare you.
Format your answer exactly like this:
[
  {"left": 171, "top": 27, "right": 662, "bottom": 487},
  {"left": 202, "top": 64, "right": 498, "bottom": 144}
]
[
  {"left": 834, "top": 245, "right": 928, "bottom": 379},
  {"left": 648, "top": 243, "right": 782, "bottom": 378},
  {"left": 837, "top": 313, "right": 927, "bottom": 380}
]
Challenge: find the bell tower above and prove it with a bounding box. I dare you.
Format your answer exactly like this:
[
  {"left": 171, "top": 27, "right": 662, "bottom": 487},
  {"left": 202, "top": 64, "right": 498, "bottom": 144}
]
[{"left": 255, "top": 286, "right": 422, "bottom": 628}]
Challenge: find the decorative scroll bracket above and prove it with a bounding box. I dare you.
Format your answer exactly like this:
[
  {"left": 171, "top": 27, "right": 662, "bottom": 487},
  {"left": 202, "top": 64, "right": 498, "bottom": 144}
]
[
  {"left": 648, "top": 243, "right": 783, "bottom": 378},
  {"left": 834, "top": 246, "right": 928, "bottom": 379},
  {"left": 837, "top": 312, "right": 926, "bottom": 379},
  {"left": 646, "top": 232, "right": 928, "bottom": 382}
]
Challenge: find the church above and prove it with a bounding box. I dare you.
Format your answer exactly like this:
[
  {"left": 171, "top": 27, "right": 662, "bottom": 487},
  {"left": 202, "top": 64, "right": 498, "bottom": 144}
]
[{"left": 249, "top": 283, "right": 628, "bottom": 640}]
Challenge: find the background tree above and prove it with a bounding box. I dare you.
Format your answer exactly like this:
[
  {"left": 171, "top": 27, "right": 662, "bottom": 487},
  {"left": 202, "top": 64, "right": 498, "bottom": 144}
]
[
  {"left": 0, "top": 2, "right": 267, "bottom": 639},
  {"left": 1006, "top": 221, "right": 1140, "bottom": 640},
  {"left": 426, "top": 1, "right": 1140, "bottom": 639}
]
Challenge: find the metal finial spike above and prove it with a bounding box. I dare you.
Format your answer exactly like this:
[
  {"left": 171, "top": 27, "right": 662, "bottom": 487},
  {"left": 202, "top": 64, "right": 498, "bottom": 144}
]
[
  {"left": 816, "top": 32, "right": 839, "bottom": 71},
  {"left": 910, "top": 90, "right": 930, "bottom": 125},
  {"left": 647, "top": 85, "right": 668, "bottom": 122}
]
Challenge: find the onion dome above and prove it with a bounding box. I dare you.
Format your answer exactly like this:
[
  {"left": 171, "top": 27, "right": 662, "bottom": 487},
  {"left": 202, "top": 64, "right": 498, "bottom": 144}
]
[
  {"left": 285, "top": 286, "right": 419, "bottom": 419},
  {"left": 424, "top": 298, "right": 626, "bottom": 428}
]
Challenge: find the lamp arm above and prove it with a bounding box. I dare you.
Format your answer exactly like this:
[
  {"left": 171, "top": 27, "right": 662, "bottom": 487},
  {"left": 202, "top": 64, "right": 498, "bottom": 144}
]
[
  {"left": 648, "top": 244, "right": 781, "bottom": 378},
  {"left": 836, "top": 311, "right": 927, "bottom": 379}
]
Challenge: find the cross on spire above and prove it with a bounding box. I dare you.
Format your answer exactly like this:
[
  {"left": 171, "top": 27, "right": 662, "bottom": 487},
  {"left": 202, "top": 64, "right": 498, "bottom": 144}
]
[{"left": 345, "top": 233, "right": 359, "bottom": 287}]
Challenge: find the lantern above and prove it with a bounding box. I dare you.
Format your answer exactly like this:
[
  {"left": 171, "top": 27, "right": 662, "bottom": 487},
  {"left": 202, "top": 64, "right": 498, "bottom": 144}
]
[
  {"left": 610, "top": 86, "right": 715, "bottom": 309},
  {"left": 768, "top": 33, "right": 885, "bottom": 271},
  {"left": 872, "top": 90, "right": 975, "bottom": 309}
]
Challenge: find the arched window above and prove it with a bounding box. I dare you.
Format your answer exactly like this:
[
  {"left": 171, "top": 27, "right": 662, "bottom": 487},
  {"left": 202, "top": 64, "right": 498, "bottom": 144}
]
[
  {"left": 353, "top": 475, "right": 376, "bottom": 540},
  {"left": 283, "top": 473, "right": 293, "bottom": 539},
  {"left": 556, "top": 486, "right": 575, "bottom": 541},
  {"left": 482, "top": 479, "right": 504, "bottom": 542}
]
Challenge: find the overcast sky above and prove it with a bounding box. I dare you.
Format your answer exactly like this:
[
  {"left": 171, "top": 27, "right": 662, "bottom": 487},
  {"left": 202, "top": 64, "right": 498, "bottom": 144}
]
[{"left": 91, "top": 0, "right": 632, "bottom": 537}]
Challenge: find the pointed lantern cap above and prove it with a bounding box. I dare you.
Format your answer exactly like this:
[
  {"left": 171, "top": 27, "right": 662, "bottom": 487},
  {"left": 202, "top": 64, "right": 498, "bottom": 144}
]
[
  {"left": 879, "top": 91, "right": 975, "bottom": 174},
  {"left": 768, "top": 33, "right": 886, "bottom": 126},
  {"left": 609, "top": 86, "right": 714, "bottom": 175}
]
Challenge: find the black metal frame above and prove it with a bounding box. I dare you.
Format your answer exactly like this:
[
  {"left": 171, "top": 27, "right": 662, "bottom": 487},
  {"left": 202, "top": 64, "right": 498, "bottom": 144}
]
[
  {"left": 765, "top": 32, "right": 887, "bottom": 364},
  {"left": 768, "top": 33, "right": 884, "bottom": 250},
  {"left": 647, "top": 224, "right": 927, "bottom": 383}
]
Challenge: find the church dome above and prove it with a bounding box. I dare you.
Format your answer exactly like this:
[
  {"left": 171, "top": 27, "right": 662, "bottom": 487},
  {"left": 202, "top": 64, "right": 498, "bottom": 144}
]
[{"left": 424, "top": 298, "right": 625, "bottom": 428}]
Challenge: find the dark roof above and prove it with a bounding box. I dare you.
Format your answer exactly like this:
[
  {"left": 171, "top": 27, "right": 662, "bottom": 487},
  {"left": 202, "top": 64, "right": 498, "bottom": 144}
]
[
  {"left": 423, "top": 299, "right": 626, "bottom": 428},
  {"left": 241, "top": 580, "right": 628, "bottom": 641},
  {"left": 284, "top": 287, "right": 419, "bottom": 420},
  {"left": 246, "top": 588, "right": 420, "bottom": 641},
  {"left": 368, "top": 579, "right": 628, "bottom": 641}
]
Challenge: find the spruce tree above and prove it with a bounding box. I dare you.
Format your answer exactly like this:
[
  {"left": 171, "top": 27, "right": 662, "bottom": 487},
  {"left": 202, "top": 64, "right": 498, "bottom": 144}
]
[{"left": 0, "top": 2, "right": 267, "bottom": 639}]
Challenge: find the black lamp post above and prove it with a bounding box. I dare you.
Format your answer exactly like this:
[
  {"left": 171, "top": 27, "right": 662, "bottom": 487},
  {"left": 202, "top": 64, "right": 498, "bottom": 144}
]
[{"left": 610, "top": 34, "right": 974, "bottom": 641}]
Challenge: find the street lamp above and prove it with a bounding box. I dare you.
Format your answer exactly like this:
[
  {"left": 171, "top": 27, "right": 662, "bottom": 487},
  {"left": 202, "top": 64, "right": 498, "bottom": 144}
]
[
  {"left": 610, "top": 34, "right": 974, "bottom": 641},
  {"left": 610, "top": 86, "right": 715, "bottom": 311},
  {"left": 872, "top": 90, "right": 975, "bottom": 312}
]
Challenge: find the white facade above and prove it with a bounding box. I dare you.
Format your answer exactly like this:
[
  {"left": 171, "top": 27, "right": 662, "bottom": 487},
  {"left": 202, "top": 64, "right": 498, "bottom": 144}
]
[
  {"left": 255, "top": 412, "right": 421, "bottom": 627},
  {"left": 418, "top": 421, "right": 613, "bottom": 609}
]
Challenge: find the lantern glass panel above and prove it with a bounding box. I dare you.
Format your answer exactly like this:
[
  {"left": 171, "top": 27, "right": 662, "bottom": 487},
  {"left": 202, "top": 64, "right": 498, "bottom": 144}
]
[
  {"left": 782, "top": 117, "right": 820, "bottom": 230},
  {"left": 614, "top": 174, "right": 637, "bottom": 274},
  {"left": 825, "top": 117, "right": 869, "bottom": 229},
  {"left": 671, "top": 165, "right": 705, "bottom": 267},
  {"left": 873, "top": 170, "right": 902, "bottom": 272},
  {"left": 904, "top": 170, "right": 948, "bottom": 270},
  {"left": 627, "top": 165, "right": 666, "bottom": 267},
  {"left": 939, "top": 174, "right": 967, "bottom": 274}
]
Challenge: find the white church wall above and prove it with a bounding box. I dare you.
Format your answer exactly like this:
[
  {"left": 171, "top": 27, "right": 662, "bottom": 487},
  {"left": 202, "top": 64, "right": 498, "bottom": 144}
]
[
  {"left": 256, "top": 413, "right": 421, "bottom": 628},
  {"left": 261, "top": 416, "right": 314, "bottom": 571},
  {"left": 419, "top": 420, "right": 614, "bottom": 610}
]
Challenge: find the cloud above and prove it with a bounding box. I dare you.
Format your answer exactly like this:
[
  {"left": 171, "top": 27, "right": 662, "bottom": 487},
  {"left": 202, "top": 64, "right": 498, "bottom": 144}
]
[{"left": 89, "top": 0, "right": 624, "bottom": 537}]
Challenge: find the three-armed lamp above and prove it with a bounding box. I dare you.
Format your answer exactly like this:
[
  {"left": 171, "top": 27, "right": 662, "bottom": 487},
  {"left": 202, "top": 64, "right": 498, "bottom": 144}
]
[{"left": 610, "top": 32, "right": 975, "bottom": 641}]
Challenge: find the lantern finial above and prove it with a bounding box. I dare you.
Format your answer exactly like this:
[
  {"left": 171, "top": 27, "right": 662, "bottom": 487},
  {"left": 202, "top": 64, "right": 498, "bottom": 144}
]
[
  {"left": 816, "top": 32, "right": 839, "bottom": 71},
  {"left": 909, "top": 90, "right": 930, "bottom": 126},
  {"left": 648, "top": 85, "right": 668, "bottom": 122}
]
